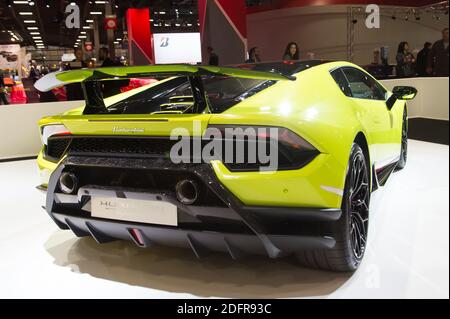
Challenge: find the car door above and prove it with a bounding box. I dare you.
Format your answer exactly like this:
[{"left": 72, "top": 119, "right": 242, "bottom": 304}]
[{"left": 339, "top": 67, "right": 395, "bottom": 165}]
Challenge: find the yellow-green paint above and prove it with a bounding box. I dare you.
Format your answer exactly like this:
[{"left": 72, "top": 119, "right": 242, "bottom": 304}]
[{"left": 37, "top": 61, "right": 406, "bottom": 209}]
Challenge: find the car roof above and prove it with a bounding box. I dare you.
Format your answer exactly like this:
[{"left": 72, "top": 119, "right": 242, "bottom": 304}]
[{"left": 232, "top": 60, "right": 333, "bottom": 76}]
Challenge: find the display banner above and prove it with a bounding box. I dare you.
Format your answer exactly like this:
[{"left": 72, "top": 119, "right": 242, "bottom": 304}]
[
  {"left": 0, "top": 44, "right": 21, "bottom": 71},
  {"left": 153, "top": 33, "right": 202, "bottom": 64}
]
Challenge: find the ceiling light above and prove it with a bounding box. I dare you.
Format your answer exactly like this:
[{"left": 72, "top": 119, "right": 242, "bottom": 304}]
[
  {"left": 24, "top": 20, "right": 36, "bottom": 23},
  {"left": 10, "top": 38, "right": 16, "bottom": 42},
  {"left": 114, "top": 41, "right": 119, "bottom": 44},
  {"left": 78, "top": 35, "right": 87, "bottom": 39},
  {"left": 32, "top": 36, "right": 41, "bottom": 39},
  {"left": 29, "top": 1, "right": 35, "bottom": 6},
  {"left": 80, "top": 31, "right": 86, "bottom": 34},
  {"left": 86, "top": 19, "right": 94, "bottom": 23},
  {"left": 30, "top": 32, "right": 40, "bottom": 35},
  {"left": 116, "top": 38, "right": 122, "bottom": 41},
  {"left": 19, "top": 12, "right": 33, "bottom": 15},
  {"left": 90, "top": 12, "right": 102, "bottom": 15},
  {"left": 27, "top": 27, "right": 38, "bottom": 30},
  {"left": 13, "top": 1, "right": 29, "bottom": 4},
  {"left": 95, "top": 1, "right": 107, "bottom": 3},
  {"left": 82, "top": 26, "right": 91, "bottom": 29}
]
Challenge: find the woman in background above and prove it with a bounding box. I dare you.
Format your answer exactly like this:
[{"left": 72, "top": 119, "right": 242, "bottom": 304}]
[
  {"left": 283, "top": 42, "right": 300, "bottom": 60},
  {"left": 396, "top": 41, "right": 416, "bottom": 77}
]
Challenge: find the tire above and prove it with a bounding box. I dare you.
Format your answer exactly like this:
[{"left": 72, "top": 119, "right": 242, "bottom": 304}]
[
  {"left": 296, "top": 143, "right": 370, "bottom": 272},
  {"left": 396, "top": 108, "right": 408, "bottom": 170}
]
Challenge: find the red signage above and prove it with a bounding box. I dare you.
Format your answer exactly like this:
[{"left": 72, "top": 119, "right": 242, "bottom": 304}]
[
  {"left": 104, "top": 15, "right": 117, "bottom": 30},
  {"left": 84, "top": 41, "right": 93, "bottom": 52}
]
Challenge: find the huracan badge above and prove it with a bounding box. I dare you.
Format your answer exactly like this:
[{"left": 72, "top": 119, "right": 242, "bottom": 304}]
[{"left": 112, "top": 127, "right": 145, "bottom": 134}]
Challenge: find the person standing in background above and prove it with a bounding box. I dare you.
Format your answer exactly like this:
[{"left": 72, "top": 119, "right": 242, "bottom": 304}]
[
  {"left": 99, "top": 47, "right": 120, "bottom": 67},
  {"left": 246, "top": 47, "right": 261, "bottom": 63},
  {"left": 282, "top": 42, "right": 300, "bottom": 60},
  {"left": 416, "top": 42, "right": 432, "bottom": 77},
  {"left": 0, "top": 71, "right": 9, "bottom": 105},
  {"left": 396, "top": 42, "right": 415, "bottom": 77},
  {"left": 427, "top": 28, "right": 449, "bottom": 77},
  {"left": 207, "top": 47, "right": 219, "bottom": 66},
  {"left": 75, "top": 49, "right": 87, "bottom": 68},
  {"left": 29, "top": 62, "right": 41, "bottom": 84}
]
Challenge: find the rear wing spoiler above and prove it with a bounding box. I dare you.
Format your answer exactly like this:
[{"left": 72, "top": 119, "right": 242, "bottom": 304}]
[
  {"left": 35, "top": 65, "right": 295, "bottom": 115},
  {"left": 34, "top": 64, "right": 296, "bottom": 92}
]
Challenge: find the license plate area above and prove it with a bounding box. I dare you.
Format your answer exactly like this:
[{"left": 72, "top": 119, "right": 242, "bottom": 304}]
[{"left": 91, "top": 197, "right": 178, "bottom": 226}]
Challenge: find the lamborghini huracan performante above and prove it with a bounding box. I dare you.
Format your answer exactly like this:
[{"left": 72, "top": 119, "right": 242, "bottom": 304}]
[{"left": 35, "top": 61, "right": 417, "bottom": 271}]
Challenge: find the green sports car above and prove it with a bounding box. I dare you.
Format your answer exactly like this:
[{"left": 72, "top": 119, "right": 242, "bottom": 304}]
[{"left": 36, "top": 61, "right": 417, "bottom": 271}]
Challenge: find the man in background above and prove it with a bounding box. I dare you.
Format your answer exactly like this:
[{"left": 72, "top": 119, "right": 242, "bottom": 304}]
[
  {"left": 99, "top": 47, "right": 120, "bottom": 67},
  {"left": 427, "top": 28, "right": 449, "bottom": 77},
  {"left": 416, "top": 42, "right": 432, "bottom": 77},
  {"left": 207, "top": 47, "right": 219, "bottom": 66}
]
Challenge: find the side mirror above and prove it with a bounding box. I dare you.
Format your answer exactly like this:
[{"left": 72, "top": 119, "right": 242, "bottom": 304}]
[
  {"left": 386, "top": 86, "right": 417, "bottom": 110},
  {"left": 393, "top": 86, "right": 418, "bottom": 100}
]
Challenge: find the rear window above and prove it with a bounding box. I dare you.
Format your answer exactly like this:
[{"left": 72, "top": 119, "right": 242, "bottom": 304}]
[{"left": 106, "top": 61, "right": 326, "bottom": 114}]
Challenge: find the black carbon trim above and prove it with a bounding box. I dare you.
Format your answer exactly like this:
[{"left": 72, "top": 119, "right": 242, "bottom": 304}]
[{"left": 45, "top": 156, "right": 342, "bottom": 258}]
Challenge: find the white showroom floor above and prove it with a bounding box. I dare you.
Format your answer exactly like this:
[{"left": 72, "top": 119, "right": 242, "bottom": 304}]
[{"left": 0, "top": 140, "right": 448, "bottom": 299}]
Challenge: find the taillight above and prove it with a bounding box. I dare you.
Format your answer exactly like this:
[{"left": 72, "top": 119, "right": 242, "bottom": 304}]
[
  {"left": 205, "top": 125, "right": 319, "bottom": 171},
  {"left": 41, "top": 124, "right": 71, "bottom": 146}
]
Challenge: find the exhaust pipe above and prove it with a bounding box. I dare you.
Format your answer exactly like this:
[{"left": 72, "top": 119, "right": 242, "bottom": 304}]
[
  {"left": 175, "top": 179, "right": 199, "bottom": 205},
  {"left": 59, "top": 172, "right": 78, "bottom": 195}
]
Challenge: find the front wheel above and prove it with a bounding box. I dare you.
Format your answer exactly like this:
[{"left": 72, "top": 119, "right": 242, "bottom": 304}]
[{"left": 296, "top": 143, "right": 370, "bottom": 271}]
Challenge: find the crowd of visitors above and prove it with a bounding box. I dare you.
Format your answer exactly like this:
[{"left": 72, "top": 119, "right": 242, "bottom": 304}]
[{"left": 396, "top": 27, "right": 449, "bottom": 77}]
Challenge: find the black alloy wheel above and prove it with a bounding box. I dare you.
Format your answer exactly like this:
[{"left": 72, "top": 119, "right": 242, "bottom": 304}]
[
  {"left": 347, "top": 148, "right": 370, "bottom": 260},
  {"left": 396, "top": 109, "right": 408, "bottom": 170},
  {"left": 296, "top": 143, "right": 371, "bottom": 271}
]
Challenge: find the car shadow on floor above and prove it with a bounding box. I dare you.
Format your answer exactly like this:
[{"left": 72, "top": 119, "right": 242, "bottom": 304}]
[{"left": 44, "top": 232, "right": 352, "bottom": 298}]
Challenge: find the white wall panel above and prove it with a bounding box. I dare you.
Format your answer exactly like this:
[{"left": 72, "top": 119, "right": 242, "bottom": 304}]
[{"left": 0, "top": 101, "right": 83, "bottom": 160}]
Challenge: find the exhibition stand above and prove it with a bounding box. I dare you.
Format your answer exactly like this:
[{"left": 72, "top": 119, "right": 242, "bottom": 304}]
[{"left": 380, "top": 77, "right": 449, "bottom": 120}]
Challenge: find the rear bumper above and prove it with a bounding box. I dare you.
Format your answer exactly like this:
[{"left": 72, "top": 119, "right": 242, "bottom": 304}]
[
  {"left": 50, "top": 213, "right": 336, "bottom": 259},
  {"left": 45, "top": 156, "right": 342, "bottom": 259}
]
